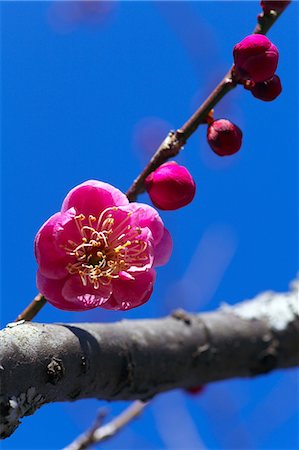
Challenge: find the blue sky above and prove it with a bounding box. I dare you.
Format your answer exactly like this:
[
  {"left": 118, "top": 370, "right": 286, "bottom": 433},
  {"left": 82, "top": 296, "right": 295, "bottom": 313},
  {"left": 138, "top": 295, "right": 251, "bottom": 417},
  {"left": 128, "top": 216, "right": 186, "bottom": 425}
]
[{"left": 1, "top": 1, "right": 298, "bottom": 449}]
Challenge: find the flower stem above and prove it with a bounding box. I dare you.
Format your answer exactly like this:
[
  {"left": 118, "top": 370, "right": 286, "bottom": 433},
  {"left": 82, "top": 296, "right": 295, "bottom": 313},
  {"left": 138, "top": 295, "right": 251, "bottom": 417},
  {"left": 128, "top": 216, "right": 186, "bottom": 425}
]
[{"left": 15, "top": 293, "right": 47, "bottom": 322}]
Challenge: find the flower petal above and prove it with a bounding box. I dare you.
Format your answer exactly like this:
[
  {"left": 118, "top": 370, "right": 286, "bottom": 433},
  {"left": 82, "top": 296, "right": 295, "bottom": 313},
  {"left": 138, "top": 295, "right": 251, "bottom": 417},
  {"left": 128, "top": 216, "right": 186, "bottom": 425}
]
[
  {"left": 98, "top": 294, "right": 119, "bottom": 310},
  {"left": 119, "top": 271, "right": 135, "bottom": 281},
  {"left": 124, "top": 202, "right": 165, "bottom": 244},
  {"left": 61, "top": 180, "right": 129, "bottom": 218},
  {"left": 34, "top": 211, "right": 74, "bottom": 280},
  {"left": 126, "top": 234, "right": 154, "bottom": 273},
  {"left": 153, "top": 228, "right": 173, "bottom": 267},
  {"left": 62, "top": 275, "right": 113, "bottom": 309},
  {"left": 36, "top": 271, "right": 90, "bottom": 311},
  {"left": 103, "top": 207, "right": 155, "bottom": 273},
  {"left": 54, "top": 207, "right": 85, "bottom": 250},
  {"left": 110, "top": 269, "right": 156, "bottom": 310}
]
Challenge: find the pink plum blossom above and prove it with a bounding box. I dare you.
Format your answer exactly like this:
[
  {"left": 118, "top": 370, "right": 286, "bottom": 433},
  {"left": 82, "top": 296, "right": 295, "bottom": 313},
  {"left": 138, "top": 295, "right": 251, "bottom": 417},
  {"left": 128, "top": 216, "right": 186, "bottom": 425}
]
[{"left": 35, "top": 180, "right": 172, "bottom": 311}]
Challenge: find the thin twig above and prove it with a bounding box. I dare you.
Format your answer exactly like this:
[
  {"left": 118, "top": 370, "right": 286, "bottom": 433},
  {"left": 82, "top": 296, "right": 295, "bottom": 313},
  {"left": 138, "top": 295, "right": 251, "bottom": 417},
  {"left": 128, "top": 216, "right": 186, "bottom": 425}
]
[
  {"left": 63, "top": 409, "right": 107, "bottom": 450},
  {"left": 15, "top": 293, "right": 47, "bottom": 322},
  {"left": 126, "top": 73, "right": 235, "bottom": 202},
  {"left": 64, "top": 401, "right": 147, "bottom": 450},
  {"left": 125, "top": 5, "right": 289, "bottom": 202},
  {"left": 254, "top": 9, "right": 286, "bottom": 35}
]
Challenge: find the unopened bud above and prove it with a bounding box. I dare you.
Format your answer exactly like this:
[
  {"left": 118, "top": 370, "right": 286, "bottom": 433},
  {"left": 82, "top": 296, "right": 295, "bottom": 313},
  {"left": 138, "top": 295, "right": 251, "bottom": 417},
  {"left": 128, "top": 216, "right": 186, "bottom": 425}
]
[
  {"left": 233, "top": 34, "right": 279, "bottom": 83},
  {"left": 185, "top": 385, "right": 205, "bottom": 396},
  {"left": 145, "top": 161, "right": 196, "bottom": 210},
  {"left": 250, "top": 74, "right": 282, "bottom": 101},
  {"left": 207, "top": 119, "right": 242, "bottom": 157}
]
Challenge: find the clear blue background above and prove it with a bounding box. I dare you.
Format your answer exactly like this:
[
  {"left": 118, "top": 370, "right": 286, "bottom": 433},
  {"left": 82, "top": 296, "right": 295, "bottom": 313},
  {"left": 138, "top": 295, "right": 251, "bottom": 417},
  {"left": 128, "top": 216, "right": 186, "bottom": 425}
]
[{"left": 1, "top": 1, "right": 298, "bottom": 449}]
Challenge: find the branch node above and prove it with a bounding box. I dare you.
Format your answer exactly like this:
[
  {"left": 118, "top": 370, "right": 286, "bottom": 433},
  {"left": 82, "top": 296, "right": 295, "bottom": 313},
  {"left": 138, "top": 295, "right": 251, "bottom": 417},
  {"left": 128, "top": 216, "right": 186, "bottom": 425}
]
[
  {"left": 171, "top": 309, "right": 192, "bottom": 325},
  {"left": 46, "top": 357, "right": 65, "bottom": 385}
]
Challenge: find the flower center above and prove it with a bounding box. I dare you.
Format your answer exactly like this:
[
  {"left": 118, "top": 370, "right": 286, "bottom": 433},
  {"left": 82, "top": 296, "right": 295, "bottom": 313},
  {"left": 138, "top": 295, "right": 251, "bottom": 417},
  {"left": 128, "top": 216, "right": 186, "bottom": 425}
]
[{"left": 64, "top": 208, "right": 149, "bottom": 289}]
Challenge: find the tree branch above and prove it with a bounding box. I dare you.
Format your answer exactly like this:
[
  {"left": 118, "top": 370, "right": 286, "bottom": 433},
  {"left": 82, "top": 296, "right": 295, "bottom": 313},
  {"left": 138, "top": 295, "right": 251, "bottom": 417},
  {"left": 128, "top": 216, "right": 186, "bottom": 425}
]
[
  {"left": 64, "top": 401, "right": 147, "bottom": 450},
  {"left": 1, "top": 281, "right": 298, "bottom": 439}
]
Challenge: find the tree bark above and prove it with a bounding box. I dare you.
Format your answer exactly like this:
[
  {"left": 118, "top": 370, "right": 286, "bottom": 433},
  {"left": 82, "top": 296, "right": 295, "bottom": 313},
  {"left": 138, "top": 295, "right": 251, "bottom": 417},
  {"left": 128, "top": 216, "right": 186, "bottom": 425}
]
[{"left": 1, "top": 282, "right": 298, "bottom": 439}]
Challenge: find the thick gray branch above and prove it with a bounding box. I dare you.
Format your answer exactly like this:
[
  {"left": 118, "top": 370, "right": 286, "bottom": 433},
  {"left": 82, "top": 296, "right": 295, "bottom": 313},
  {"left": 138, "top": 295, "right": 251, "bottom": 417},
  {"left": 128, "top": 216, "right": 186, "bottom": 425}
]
[{"left": 1, "top": 282, "right": 298, "bottom": 439}]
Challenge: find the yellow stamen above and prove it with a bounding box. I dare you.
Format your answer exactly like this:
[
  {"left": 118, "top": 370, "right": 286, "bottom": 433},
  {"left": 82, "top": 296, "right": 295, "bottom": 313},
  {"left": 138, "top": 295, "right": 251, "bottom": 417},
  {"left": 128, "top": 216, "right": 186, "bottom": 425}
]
[{"left": 64, "top": 209, "right": 149, "bottom": 289}]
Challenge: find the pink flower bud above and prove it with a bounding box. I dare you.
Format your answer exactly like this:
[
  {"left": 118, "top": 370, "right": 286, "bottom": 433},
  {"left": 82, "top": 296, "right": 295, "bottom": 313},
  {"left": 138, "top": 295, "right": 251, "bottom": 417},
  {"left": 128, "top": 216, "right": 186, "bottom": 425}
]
[
  {"left": 145, "top": 161, "right": 196, "bottom": 210},
  {"left": 261, "top": 1, "right": 290, "bottom": 13},
  {"left": 250, "top": 74, "right": 282, "bottom": 101},
  {"left": 233, "top": 34, "right": 279, "bottom": 82},
  {"left": 207, "top": 119, "right": 242, "bottom": 157},
  {"left": 185, "top": 385, "right": 205, "bottom": 396}
]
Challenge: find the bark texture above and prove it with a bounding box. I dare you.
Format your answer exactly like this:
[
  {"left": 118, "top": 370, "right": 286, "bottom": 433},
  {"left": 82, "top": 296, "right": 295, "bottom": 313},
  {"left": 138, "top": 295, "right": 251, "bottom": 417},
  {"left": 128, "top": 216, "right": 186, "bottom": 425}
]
[{"left": 1, "top": 282, "right": 298, "bottom": 439}]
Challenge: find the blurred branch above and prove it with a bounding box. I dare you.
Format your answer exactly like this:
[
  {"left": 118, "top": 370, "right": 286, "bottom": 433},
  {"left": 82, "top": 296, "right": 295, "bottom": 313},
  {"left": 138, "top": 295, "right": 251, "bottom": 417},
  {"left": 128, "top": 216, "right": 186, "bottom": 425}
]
[
  {"left": 125, "top": 4, "right": 288, "bottom": 202},
  {"left": 1, "top": 281, "right": 298, "bottom": 439},
  {"left": 64, "top": 401, "right": 147, "bottom": 450}
]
